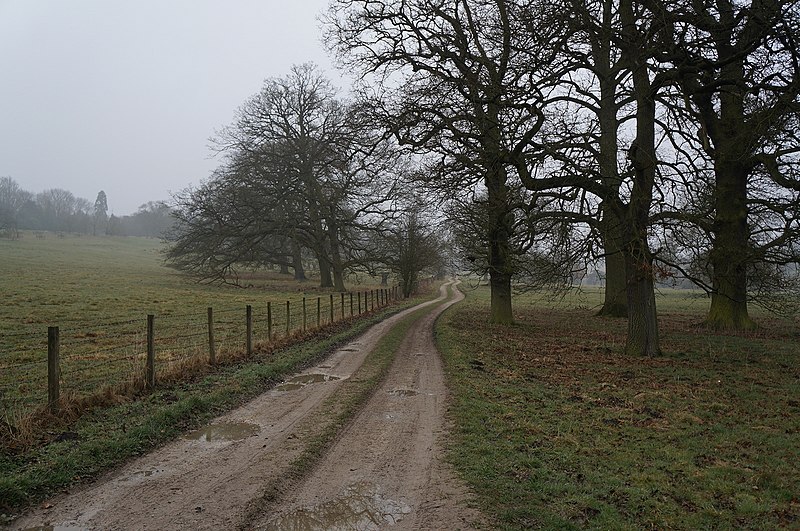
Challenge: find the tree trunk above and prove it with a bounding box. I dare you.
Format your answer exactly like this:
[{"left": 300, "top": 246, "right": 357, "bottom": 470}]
[
  {"left": 485, "top": 107, "right": 514, "bottom": 325},
  {"left": 702, "top": 57, "right": 755, "bottom": 330},
  {"left": 619, "top": 0, "right": 661, "bottom": 356},
  {"left": 402, "top": 270, "right": 416, "bottom": 298},
  {"left": 327, "top": 221, "right": 347, "bottom": 292},
  {"left": 624, "top": 244, "right": 660, "bottom": 357},
  {"left": 707, "top": 160, "right": 755, "bottom": 329},
  {"left": 292, "top": 244, "right": 306, "bottom": 281},
  {"left": 597, "top": 207, "right": 628, "bottom": 317},
  {"left": 489, "top": 271, "right": 513, "bottom": 324},
  {"left": 318, "top": 254, "right": 333, "bottom": 288},
  {"left": 279, "top": 262, "right": 290, "bottom": 275},
  {"left": 594, "top": 14, "right": 628, "bottom": 319}
]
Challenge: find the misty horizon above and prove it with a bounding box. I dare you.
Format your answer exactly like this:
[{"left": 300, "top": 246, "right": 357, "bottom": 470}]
[{"left": 0, "top": 0, "right": 340, "bottom": 216}]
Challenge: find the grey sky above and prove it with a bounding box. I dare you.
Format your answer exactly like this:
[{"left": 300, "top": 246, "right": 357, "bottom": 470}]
[{"left": 0, "top": 0, "right": 338, "bottom": 215}]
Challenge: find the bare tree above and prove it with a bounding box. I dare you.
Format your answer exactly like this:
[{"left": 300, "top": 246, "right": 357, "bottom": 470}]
[
  {"left": 0, "top": 177, "right": 31, "bottom": 239},
  {"left": 655, "top": 0, "right": 800, "bottom": 329},
  {"left": 325, "top": 0, "right": 567, "bottom": 323},
  {"left": 168, "top": 65, "right": 400, "bottom": 290},
  {"left": 370, "top": 199, "right": 445, "bottom": 297},
  {"left": 93, "top": 191, "right": 108, "bottom": 236}
]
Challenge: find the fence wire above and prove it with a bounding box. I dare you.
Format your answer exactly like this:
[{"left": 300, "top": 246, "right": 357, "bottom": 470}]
[{"left": 1, "top": 286, "right": 401, "bottom": 419}]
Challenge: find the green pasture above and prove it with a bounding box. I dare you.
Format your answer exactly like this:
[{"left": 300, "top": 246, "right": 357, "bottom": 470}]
[
  {"left": 438, "top": 285, "right": 800, "bottom": 529},
  {"left": 0, "top": 232, "right": 391, "bottom": 417}
]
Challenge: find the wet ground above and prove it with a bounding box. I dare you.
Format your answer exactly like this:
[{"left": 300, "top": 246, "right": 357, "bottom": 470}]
[{"left": 10, "top": 282, "right": 483, "bottom": 530}]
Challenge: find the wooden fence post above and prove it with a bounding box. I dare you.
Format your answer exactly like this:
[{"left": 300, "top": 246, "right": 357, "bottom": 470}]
[
  {"left": 317, "top": 297, "right": 321, "bottom": 328},
  {"left": 350, "top": 292, "right": 354, "bottom": 316},
  {"left": 146, "top": 314, "right": 155, "bottom": 390},
  {"left": 341, "top": 293, "right": 345, "bottom": 320},
  {"left": 47, "top": 326, "right": 60, "bottom": 412},
  {"left": 286, "top": 301, "right": 290, "bottom": 335},
  {"left": 267, "top": 301, "right": 273, "bottom": 342},
  {"left": 246, "top": 305, "right": 253, "bottom": 356},
  {"left": 358, "top": 292, "right": 362, "bottom": 315},
  {"left": 329, "top": 294, "right": 334, "bottom": 323},
  {"left": 207, "top": 307, "right": 216, "bottom": 364},
  {"left": 371, "top": 290, "right": 375, "bottom": 311},
  {"left": 303, "top": 297, "right": 307, "bottom": 332}
]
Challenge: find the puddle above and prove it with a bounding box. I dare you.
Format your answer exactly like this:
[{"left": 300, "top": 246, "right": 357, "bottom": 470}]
[
  {"left": 21, "top": 526, "right": 87, "bottom": 531},
  {"left": 276, "top": 373, "right": 340, "bottom": 392},
  {"left": 389, "top": 389, "right": 418, "bottom": 397},
  {"left": 340, "top": 348, "right": 358, "bottom": 352},
  {"left": 263, "top": 482, "right": 411, "bottom": 530},
  {"left": 120, "top": 467, "right": 165, "bottom": 483},
  {"left": 184, "top": 422, "right": 260, "bottom": 442}
]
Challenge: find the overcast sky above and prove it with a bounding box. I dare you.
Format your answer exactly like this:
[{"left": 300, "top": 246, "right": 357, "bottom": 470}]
[{"left": 0, "top": 0, "right": 340, "bottom": 215}]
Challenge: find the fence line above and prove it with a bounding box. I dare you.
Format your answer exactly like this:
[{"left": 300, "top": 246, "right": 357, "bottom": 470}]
[{"left": 1, "top": 285, "right": 408, "bottom": 418}]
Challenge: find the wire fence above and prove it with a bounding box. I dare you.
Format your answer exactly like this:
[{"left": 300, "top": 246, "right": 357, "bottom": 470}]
[{"left": 0, "top": 286, "right": 404, "bottom": 420}]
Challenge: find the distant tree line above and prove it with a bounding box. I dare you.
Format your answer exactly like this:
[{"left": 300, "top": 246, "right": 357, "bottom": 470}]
[{"left": 0, "top": 177, "right": 174, "bottom": 238}]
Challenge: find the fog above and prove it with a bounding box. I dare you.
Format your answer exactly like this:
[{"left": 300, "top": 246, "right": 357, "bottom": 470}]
[{"left": 0, "top": 0, "right": 338, "bottom": 215}]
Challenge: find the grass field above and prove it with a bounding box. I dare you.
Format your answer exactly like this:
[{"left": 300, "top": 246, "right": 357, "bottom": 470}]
[
  {"left": 0, "top": 232, "right": 393, "bottom": 430},
  {"left": 437, "top": 284, "right": 800, "bottom": 529}
]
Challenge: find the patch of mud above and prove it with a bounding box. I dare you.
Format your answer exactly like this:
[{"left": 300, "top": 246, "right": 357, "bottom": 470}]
[
  {"left": 184, "top": 422, "right": 260, "bottom": 442},
  {"left": 340, "top": 348, "right": 358, "bottom": 352},
  {"left": 261, "top": 482, "right": 411, "bottom": 530},
  {"left": 389, "top": 389, "right": 418, "bottom": 397},
  {"left": 276, "top": 373, "right": 340, "bottom": 392}
]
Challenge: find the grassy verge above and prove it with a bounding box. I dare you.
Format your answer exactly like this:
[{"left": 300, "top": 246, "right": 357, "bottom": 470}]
[
  {"left": 238, "top": 301, "right": 439, "bottom": 528},
  {"left": 437, "top": 286, "right": 799, "bottom": 530},
  {"left": 0, "top": 292, "right": 434, "bottom": 521}
]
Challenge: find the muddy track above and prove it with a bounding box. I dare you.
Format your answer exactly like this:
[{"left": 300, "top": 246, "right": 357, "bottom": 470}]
[{"left": 10, "top": 281, "right": 482, "bottom": 530}]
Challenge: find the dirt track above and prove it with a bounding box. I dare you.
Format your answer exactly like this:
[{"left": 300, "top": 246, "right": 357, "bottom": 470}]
[{"left": 11, "top": 281, "right": 483, "bottom": 530}]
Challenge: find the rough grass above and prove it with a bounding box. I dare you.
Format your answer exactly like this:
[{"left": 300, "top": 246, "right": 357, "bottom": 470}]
[{"left": 437, "top": 286, "right": 800, "bottom": 530}]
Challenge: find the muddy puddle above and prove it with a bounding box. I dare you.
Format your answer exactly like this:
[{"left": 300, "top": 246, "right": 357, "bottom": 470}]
[
  {"left": 262, "top": 482, "right": 411, "bottom": 530},
  {"left": 184, "top": 422, "right": 260, "bottom": 442},
  {"left": 21, "top": 525, "right": 87, "bottom": 531},
  {"left": 276, "top": 373, "right": 340, "bottom": 392},
  {"left": 119, "top": 467, "right": 165, "bottom": 484},
  {"left": 389, "top": 389, "right": 418, "bottom": 397}
]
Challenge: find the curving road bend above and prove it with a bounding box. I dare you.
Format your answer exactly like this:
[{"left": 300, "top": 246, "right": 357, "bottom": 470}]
[{"left": 11, "top": 281, "right": 483, "bottom": 530}]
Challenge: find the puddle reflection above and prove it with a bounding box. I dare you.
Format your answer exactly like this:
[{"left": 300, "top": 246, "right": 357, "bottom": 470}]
[
  {"left": 276, "top": 374, "right": 340, "bottom": 392},
  {"left": 21, "top": 526, "right": 87, "bottom": 531},
  {"left": 184, "top": 422, "right": 261, "bottom": 442},
  {"left": 389, "top": 389, "right": 418, "bottom": 397},
  {"left": 263, "top": 482, "right": 411, "bottom": 530}
]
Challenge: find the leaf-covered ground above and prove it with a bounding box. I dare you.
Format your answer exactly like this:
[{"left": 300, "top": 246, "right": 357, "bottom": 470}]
[{"left": 437, "top": 287, "right": 800, "bottom": 530}]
